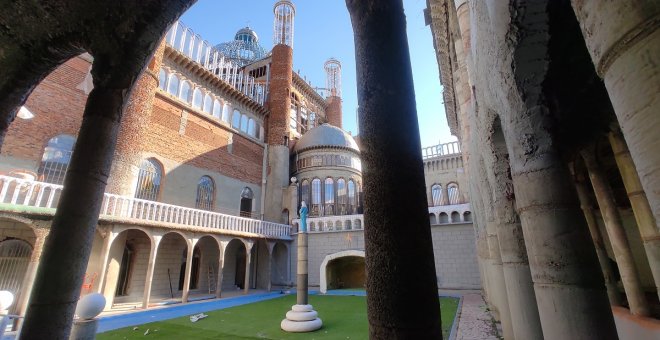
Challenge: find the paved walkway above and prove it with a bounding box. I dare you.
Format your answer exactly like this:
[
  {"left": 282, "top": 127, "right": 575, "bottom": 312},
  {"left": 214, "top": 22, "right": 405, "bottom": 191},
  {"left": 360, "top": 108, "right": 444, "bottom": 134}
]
[{"left": 454, "top": 293, "right": 501, "bottom": 340}]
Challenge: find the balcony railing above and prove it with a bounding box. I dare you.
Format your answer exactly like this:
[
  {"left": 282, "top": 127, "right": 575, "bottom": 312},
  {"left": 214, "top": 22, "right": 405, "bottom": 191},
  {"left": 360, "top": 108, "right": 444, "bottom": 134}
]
[
  {"left": 164, "top": 21, "right": 267, "bottom": 105},
  {"left": 293, "top": 203, "right": 472, "bottom": 233},
  {"left": 0, "top": 175, "right": 290, "bottom": 238},
  {"left": 422, "top": 141, "right": 461, "bottom": 159}
]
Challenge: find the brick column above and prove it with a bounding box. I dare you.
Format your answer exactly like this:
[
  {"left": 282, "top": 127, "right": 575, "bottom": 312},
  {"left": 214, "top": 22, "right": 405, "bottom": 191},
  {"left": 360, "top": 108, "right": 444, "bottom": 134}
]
[
  {"left": 346, "top": 1, "right": 442, "bottom": 337},
  {"left": 267, "top": 44, "right": 293, "bottom": 146},
  {"left": 325, "top": 96, "right": 342, "bottom": 128},
  {"left": 107, "top": 41, "right": 166, "bottom": 197}
]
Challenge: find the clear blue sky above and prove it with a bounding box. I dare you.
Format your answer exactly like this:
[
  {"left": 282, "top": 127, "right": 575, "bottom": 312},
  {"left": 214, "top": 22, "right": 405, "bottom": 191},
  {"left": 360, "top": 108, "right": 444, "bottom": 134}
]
[{"left": 180, "top": 0, "right": 456, "bottom": 148}]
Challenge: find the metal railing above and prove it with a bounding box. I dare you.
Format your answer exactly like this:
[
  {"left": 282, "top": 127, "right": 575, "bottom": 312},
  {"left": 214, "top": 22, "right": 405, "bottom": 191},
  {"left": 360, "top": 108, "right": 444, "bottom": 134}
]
[
  {"left": 165, "top": 21, "right": 267, "bottom": 105},
  {"left": 422, "top": 141, "right": 461, "bottom": 159},
  {"left": 0, "top": 176, "right": 290, "bottom": 238}
]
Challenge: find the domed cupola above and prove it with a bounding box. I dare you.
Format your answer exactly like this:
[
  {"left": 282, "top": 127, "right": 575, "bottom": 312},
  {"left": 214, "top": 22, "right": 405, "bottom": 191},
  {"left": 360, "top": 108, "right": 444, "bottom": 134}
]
[
  {"left": 294, "top": 124, "right": 359, "bottom": 153},
  {"left": 292, "top": 124, "right": 363, "bottom": 217},
  {"left": 216, "top": 27, "right": 267, "bottom": 67}
]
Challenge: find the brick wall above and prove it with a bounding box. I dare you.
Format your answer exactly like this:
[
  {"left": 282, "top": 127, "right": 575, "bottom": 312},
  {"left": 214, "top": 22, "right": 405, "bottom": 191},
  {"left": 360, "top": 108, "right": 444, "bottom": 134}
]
[
  {"left": 146, "top": 96, "right": 264, "bottom": 185},
  {"left": 1, "top": 56, "right": 89, "bottom": 170}
]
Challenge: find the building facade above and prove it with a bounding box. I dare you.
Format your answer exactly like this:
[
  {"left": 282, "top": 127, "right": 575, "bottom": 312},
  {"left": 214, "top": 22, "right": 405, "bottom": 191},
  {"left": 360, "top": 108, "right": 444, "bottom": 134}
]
[{"left": 0, "top": 0, "right": 478, "bottom": 326}]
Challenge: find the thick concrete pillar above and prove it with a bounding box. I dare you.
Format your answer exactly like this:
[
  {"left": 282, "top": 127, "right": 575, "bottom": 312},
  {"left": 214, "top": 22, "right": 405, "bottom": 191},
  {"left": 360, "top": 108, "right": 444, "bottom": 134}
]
[
  {"left": 267, "top": 242, "right": 275, "bottom": 292},
  {"left": 243, "top": 242, "right": 253, "bottom": 295},
  {"left": 215, "top": 240, "right": 226, "bottom": 298},
  {"left": 346, "top": 1, "right": 442, "bottom": 337},
  {"left": 181, "top": 239, "right": 198, "bottom": 303},
  {"left": 582, "top": 150, "right": 650, "bottom": 316},
  {"left": 485, "top": 225, "right": 514, "bottom": 340},
  {"left": 142, "top": 235, "right": 162, "bottom": 309},
  {"left": 571, "top": 167, "right": 622, "bottom": 306},
  {"left": 571, "top": 1, "right": 660, "bottom": 225},
  {"left": 609, "top": 129, "right": 660, "bottom": 300}
]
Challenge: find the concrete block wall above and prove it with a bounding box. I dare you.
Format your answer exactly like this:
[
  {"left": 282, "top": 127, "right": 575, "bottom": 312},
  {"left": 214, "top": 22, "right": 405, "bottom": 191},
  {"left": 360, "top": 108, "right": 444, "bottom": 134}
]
[
  {"left": 430, "top": 223, "right": 481, "bottom": 289},
  {"left": 151, "top": 235, "right": 187, "bottom": 298}
]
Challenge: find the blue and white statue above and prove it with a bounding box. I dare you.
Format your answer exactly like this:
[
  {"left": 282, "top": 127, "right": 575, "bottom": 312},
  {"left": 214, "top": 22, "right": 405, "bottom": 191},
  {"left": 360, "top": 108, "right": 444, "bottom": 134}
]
[{"left": 299, "top": 201, "right": 308, "bottom": 233}]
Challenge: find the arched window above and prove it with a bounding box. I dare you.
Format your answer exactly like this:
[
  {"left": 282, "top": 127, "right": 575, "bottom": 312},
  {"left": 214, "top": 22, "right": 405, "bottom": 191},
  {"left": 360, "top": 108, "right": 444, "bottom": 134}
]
[
  {"left": 232, "top": 110, "right": 241, "bottom": 129},
  {"left": 222, "top": 104, "right": 231, "bottom": 122},
  {"left": 135, "top": 158, "right": 163, "bottom": 201},
  {"left": 203, "top": 94, "right": 213, "bottom": 113},
  {"left": 167, "top": 74, "right": 180, "bottom": 96},
  {"left": 311, "top": 178, "right": 321, "bottom": 216},
  {"left": 431, "top": 184, "right": 442, "bottom": 206},
  {"left": 38, "top": 134, "right": 76, "bottom": 184},
  {"left": 324, "top": 178, "right": 335, "bottom": 216},
  {"left": 179, "top": 80, "right": 191, "bottom": 102},
  {"left": 212, "top": 99, "right": 222, "bottom": 119},
  {"left": 337, "top": 178, "right": 347, "bottom": 215},
  {"left": 300, "top": 179, "right": 310, "bottom": 207},
  {"left": 0, "top": 239, "right": 32, "bottom": 314},
  {"left": 348, "top": 179, "right": 356, "bottom": 214},
  {"left": 248, "top": 118, "right": 256, "bottom": 136},
  {"left": 240, "top": 114, "right": 249, "bottom": 133},
  {"left": 192, "top": 88, "right": 203, "bottom": 109},
  {"left": 195, "top": 176, "right": 214, "bottom": 210},
  {"left": 158, "top": 69, "right": 168, "bottom": 90},
  {"left": 448, "top": 183, "right": 460, "bottom": 205},
  {"left": 240, "top": 187, "right": 253, "bottom": 217}
]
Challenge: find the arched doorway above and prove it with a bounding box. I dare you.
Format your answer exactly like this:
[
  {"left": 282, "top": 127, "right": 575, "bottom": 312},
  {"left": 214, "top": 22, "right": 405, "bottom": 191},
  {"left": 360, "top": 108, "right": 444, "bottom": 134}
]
[
  {"left": 0, "top": 239, "right": 32, "bottom": 314},
  {"left": 319, "top": 250, "right": 366, "bottom": 293},
  {"left": 240, "top": 187, "right": 253, "bottom": 217},
  {"left": 271, "top": 242, "right": 289, "bottom": 288},
  {"left": 105, "top": 228, "right": 152, "bottom": 307},
  {"left": 249, "top": 240, "right": 270, "bottom": 290},
  {"left": 222, "top": 239, "right": 247, "bottom": 291}
]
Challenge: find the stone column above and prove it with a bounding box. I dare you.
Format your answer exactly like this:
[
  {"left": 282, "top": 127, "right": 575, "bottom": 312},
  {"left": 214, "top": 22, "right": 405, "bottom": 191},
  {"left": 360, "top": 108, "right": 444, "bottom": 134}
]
[
  {"left": 609, "top": 129, "right": 660, "bottom": 300},
  {"left": 267, "top": 242, "right": 275, "bottom": 292},
  {"left": 106, "top": 41, "right": 166, "bottom": 196},
  {"left": 14, "top": 226, "right": 49, "bottom": 327},
  {"left": 181, "top": 238, "right": 198, "bottom": 303},
  {"left": 95, "top": 228, "right": 116, "bottom": 295},
  {"left": 142, "top": 235, "right": 162, "bottom": 309},
  {"left": 243, "top": 242, "right": 253, "bottom": 295},
  {"left": 582, "top": 150, "right": 650, "bottom": 316},
  {"left": 571, "top": 166, "right": 622, "bottom": 306},
  {"left": 486, "top": 164, "right": 543, "bottom": 338},
  {"left": 296, "top": 233, "right": 308, "bottom": 305},
  {"left": 571, "top": 1, "right": 660, "bottom": 225},
  {"left": 215, "top": 240, "right": 226, "bottom": 299},
  {"left": 346, "top": 0, "right": 442, "bottom": 337}
]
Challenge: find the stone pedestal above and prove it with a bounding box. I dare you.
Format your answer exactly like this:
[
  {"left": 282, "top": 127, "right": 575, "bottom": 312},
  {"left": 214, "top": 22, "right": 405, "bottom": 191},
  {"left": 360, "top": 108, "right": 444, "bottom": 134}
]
[
  {"left": 69, "top": 319, "right": 98, "bottom": 340},
  {"left": 281, "top": 304, "right": 322, "bottom": 332}
]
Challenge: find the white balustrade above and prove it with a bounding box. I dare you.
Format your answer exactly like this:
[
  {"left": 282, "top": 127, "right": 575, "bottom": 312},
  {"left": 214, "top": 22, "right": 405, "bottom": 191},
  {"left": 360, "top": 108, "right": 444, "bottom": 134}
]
[
  {"left": 295, "top": 203, "right": 472, "bottom": 233},
  {"left": 0, "top": 175, "right": 290, "bottom": 238},
  {"left": 422, "top": 141, "right": 461, "bottom": 159},
  {"left": 165, "top": 21, "right": 267, "bottom": 105}
]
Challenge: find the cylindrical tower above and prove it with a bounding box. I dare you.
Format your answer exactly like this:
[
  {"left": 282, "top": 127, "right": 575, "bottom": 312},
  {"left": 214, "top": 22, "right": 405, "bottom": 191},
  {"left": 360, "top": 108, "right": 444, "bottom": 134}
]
[
  {"left": 324, "top": 58, "right": 342, "bottom": 128},
  {"left": 264, "top": 0, "right": 296, "bottom": 221},
  {"left": 106, "top": 40, "right": 166, "bottom": 196},
  {"left": 273, "top": 0, "right": 295, "bottom": 48}
]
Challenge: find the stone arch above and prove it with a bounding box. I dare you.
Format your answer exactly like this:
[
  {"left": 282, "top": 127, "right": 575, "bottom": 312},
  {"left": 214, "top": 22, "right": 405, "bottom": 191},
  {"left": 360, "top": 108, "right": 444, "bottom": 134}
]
[
  {"left": 439, "top": 212, "right": 449, "bottom": 224},
  {"left": 104, "top": 228, "right": 152, "bottom": 307},
  {"left": 429, "top": 213, "right": 437, "bottom": 225},
  {"left": 271, "top": 242, "right": 289, "bottom": 287},
  {"left": 0, "top": 238, "right": 32, "bottom": 315},
  {"left": 335, "top": 220, "right": 343, "bottom": 230},
  {"left": 249, "top": 239, "right": 270, "bottom": 290},
  {"left": 463, "top": 211, "right": 472, "bottom": 222},
  {"left": 450, "top": 211, "right": 461, "bottom": 223},
  {"left": 354, "top": 219, "right": 362, "bottom": 229},
  {"left": 320, "top": 250, "right": 366, "bottom": 293},
  {"left": 222, "top": 238, "right": 247, "bottom": 290},
  {"left": 194, "top": 235, "right": 221, "bottom": 296},
  {"left": 154, "top": 232, "right": 189, "bottom": 297}
]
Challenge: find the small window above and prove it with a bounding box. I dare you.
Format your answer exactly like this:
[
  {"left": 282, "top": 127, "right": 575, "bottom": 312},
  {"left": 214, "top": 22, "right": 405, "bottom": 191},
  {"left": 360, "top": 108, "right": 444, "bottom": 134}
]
[
  {"left": 196, "top": 176, "right": 214, "bottom": 210},
  {"left": 192, "top": 88, "right": 203, "bottom": 109},
  {"left": 240, "top": 115, "right": 248, "bottom": 133},
  {"left": 232, "top": 110, "right": 241, "bottom": 129},
  {"left": 431, "top": 184, "right": 442, "bottom": 206},
  {"left": 167, "top": 74, "right": 180, "bottom": 96},
  {"left": 159, "top": 69, "right": 168, "bottom": 90},
  {"left": 448, "top": 183, "right": 460, "bottom": 205},
  {"left": 38, "top": 134, "right": 76, "bottom": 185},
  {"left": 212, "top": 99, "right": 222, "bottom": 119},
  {"left": 135, "top": 158, "right": 163, "bottom": 201},
  {"left": 337, "top": 178, "right": 347, "bottom": 215},
  {"left": 324, "top": 178, "right": 335, "bottom": 215},
  {"left": 179, "top": 81, "right": 191, "bottom": 102},
  {"left": 203, "top": 94, "right": 213, "bottom": 113},
  {"left": 248, "top": 119, "right": 256, "bottom": 137},
  {"left": 222, "top": 104, "right": 231, "bottom": 122}
]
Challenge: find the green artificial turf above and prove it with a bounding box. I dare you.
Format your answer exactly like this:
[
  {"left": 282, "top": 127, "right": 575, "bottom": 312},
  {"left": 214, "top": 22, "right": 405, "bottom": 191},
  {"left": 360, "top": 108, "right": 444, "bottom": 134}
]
[{"left": 98, "top": 295, "right": 459, "bottom": 340}]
